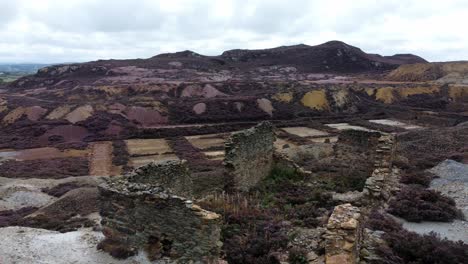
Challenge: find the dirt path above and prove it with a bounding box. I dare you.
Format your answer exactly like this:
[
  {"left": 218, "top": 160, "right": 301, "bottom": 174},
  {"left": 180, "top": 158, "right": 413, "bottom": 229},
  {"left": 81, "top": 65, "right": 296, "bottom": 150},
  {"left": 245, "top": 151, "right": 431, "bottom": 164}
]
[{"left": 89, "top": 142, "right": 113, "bottom": 176}]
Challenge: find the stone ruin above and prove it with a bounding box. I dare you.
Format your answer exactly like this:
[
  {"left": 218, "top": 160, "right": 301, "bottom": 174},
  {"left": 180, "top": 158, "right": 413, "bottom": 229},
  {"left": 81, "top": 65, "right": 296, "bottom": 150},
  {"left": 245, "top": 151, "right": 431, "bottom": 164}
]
[
  {"left": 98, "top": 160, "right": 222, "bottom": 263},
  {"left": 325, "top": 133, "right": 399, "bottom": 264},
  {"left": 224, "top": 121, "right": 275, "bottom": 191},
  {"left": 96, "top": 122, "right": 294, "bottom": 262},
  {"left": 128, "top": 159, "right": 193, "bottom": 198},
  {"left": 362, "top": 134, "right": 398, "bottom": 202},
  {"left": 325, "top": 203, "right": 362, "bottom": 264}
]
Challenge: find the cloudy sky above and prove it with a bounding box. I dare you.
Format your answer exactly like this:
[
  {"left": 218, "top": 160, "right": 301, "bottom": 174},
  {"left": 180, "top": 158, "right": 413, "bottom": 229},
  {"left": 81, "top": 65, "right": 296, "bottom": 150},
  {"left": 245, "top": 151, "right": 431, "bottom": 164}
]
[{"left": 0, "top": 0, "right": 467, "bottom": 63}]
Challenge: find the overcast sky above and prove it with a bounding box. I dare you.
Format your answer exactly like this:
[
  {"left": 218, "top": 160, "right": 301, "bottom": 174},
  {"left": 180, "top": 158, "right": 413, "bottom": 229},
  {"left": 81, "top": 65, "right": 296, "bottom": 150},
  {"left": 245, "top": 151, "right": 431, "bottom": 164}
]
[{"left": 0, "top": 0, "right": 467, "bottom": 63}]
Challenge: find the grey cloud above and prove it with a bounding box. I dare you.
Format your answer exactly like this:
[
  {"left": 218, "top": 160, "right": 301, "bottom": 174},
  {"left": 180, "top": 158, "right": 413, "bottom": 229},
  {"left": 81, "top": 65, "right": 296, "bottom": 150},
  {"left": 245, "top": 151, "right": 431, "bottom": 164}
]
[{"left": 0, "top": 0, "right": 467, "bottom": 63}]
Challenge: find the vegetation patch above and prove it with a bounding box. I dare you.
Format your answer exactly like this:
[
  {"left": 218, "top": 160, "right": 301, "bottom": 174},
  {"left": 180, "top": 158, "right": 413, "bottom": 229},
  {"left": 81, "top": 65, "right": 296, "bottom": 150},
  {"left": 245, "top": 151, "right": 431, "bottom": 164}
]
[
  {"left": 388, "top": 186, "right": 463, "bottom": 222},
  {"left": 367, "top": 211, "right": 468, "bottom": 264}
]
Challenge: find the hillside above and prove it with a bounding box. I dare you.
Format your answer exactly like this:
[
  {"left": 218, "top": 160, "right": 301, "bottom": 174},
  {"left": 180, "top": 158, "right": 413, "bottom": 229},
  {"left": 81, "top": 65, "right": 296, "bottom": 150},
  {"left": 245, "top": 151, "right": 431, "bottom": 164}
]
[
  {"left": 387, "top": 61, "right": 468, "bottom": 84},
  {"left": 6, "top": 41, "right": 426, "bottom": 91}
]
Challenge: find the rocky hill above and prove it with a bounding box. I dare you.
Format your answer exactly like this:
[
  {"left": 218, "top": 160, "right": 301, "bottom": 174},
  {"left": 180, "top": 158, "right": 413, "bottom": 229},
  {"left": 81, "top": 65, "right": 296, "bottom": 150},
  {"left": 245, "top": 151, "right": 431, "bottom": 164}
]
[{"left": 7, "top": 41, "right": 425, "bottom": 91}]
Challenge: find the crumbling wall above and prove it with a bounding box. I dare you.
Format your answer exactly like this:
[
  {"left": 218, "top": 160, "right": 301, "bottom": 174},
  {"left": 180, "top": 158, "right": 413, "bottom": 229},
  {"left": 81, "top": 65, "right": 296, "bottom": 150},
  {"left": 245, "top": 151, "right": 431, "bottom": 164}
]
[
  {"left": 98, "top": 160, "right": 222, "bottom": 263},
  {"left": 337, "top": 130, "right": 381, "bottom": 148},
  {"left": 129, "top": 159, "right": 193, "bottom": 198},
  {"left": 224, "top": 121, "right": 275, "bottom": 191},
  {"left": 324, "top": 203, "right": 362, "bottom": 264},
  {"left": 363, "top": 134, "right": 398, "bottom": 202}
]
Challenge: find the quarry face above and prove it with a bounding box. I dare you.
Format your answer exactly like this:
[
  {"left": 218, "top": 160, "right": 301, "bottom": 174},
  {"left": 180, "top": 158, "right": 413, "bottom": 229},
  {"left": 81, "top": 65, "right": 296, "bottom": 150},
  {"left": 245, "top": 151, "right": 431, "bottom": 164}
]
[{"left": 0, "top": 41, "right": 467, "bottom": 264}]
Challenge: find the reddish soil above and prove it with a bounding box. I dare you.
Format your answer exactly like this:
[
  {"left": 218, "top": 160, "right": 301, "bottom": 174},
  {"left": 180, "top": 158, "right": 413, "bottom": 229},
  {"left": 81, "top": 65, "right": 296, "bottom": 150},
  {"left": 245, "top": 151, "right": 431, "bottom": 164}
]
[
  {"left": 38, "top": 125, "right": 90, "bottom": 145},
  {"left": 125, "top": 106, "right": 168, "bottom": 127}
]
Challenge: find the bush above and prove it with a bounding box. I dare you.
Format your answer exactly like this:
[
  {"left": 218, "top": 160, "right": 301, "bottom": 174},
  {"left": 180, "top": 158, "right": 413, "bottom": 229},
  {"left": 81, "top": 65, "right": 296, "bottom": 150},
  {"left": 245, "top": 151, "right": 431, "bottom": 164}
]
[
  {"left": 222, "top": 219, "right": 288, "bottom": 264},
  {"left": 288, "top": 247, "right": 308, "bottom": 264},
  {"left": 399, "top": 171, "right": 433, "bottom": 187},
  {"left": 388, "top": 186, "right": 463, "bottom": 222},
  {"left": 367, "top": 211, "right": 468, "bottom": 264}
]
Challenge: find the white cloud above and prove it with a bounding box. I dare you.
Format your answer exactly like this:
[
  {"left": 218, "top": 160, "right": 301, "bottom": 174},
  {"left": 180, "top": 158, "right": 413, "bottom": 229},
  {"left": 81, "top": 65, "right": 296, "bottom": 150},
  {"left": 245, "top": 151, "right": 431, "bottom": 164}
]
[{"left": 0, "top": 0, "right": 467, "bottom": 63}]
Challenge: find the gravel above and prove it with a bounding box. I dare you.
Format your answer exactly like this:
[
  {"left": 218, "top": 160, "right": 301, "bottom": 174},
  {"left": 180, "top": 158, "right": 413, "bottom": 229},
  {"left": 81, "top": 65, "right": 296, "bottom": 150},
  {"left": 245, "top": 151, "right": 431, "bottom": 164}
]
[{"left": 0, "top": 226, "right": 152, "bottom": 264}]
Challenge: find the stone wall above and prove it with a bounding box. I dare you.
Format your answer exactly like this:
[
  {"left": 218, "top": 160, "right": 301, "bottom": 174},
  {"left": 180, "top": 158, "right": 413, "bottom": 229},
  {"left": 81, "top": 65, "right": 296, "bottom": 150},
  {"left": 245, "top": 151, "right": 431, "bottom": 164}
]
[
  {"left": 324, "top": 203, "right": 362, "bottom": 264},
  {"left": 363, "top": 134, "right": 398, "bottom": 202},
  {"left": 224, "top": 121, "right": 275, "bottom": 191},
  {"left": 129, "top": 159, "right": 193, "bottom": 198},
  {"left": 98, "top": 161, "right": 222, "bottom": 263},
  {"left": 337, "top": 130, "right": 381, "bottom": 148}
]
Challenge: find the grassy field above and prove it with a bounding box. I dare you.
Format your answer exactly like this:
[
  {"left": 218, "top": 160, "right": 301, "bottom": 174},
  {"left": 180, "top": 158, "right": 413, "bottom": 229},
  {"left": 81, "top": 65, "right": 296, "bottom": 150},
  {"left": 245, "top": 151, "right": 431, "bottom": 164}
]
[{"left": 0, "top": 73, "right": 27, "bottom": 83}]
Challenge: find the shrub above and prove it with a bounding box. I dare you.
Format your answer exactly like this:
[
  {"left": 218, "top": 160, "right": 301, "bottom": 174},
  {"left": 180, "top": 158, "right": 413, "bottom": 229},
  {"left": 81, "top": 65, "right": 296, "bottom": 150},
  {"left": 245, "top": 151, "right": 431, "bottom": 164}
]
[
  {"left": 288, "top": 247, "right": 308, "bottom": 264},
  {"left": 388, "top": 186, "right": 463, "bottom": 222},
  {"left": 367, "top": 211, "right": 468, "bottom": 264},
  {"left": 400, "top": 171, "right": 433, "bottom": 187}
]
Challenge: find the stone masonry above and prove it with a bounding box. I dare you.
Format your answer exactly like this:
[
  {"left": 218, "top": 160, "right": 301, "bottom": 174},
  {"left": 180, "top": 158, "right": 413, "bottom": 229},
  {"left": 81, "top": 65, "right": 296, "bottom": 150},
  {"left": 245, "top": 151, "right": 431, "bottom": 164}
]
[
  {"left": 224, "top": 121, "right": 275, "bottom": 191},
  {"left": 98, "top": 161, "right": 222, "bottom": 263},
  {"left": 362, "top": 134, "right": 398, "bottom": 202},
  {"left": 129, "top": 159, "right": 193, "bottom": 198},
  {"left": 324, "top": 203, "right": 362, "bottom": 264}
]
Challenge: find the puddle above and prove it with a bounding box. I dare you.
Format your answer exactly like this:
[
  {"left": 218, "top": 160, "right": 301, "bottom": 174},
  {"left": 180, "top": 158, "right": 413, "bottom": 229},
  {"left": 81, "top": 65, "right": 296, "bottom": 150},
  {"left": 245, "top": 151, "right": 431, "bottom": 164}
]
[
  {"left": 325, "top": 123, "right": 376, "bottom": 132},
  {"left": 369, "top": 119, "right": 423, "bottom": 130},
  {"left": 203, "top": 151, "right": 225, "bottom": 160}
]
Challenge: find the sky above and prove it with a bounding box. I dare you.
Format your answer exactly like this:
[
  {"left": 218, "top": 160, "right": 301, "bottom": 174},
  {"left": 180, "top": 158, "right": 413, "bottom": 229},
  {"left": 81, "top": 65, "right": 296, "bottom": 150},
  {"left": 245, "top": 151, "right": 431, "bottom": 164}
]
[{"left": 0, "top": 0, "right": 467, "bottom": 63}]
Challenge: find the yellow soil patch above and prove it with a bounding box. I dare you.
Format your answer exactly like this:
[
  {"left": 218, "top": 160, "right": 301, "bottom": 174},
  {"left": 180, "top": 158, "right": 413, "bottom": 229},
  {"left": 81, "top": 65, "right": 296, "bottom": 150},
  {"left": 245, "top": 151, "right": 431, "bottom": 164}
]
[
  {"left": 301, "top": 90, "right": 329, "bottom": 110},
  {"left": 387, "top": 63, "right": 436, "bottom": 81},
  {"left": 65, "top": 105, "right": 94, "bottom": 124},
  {"left": 375, "top": 86, "right": 440, "bottom": 104},
  {"left": 185, "top": 134, "right": 225, "bottom": 150},
  {"left": 46, "top": 106, "right": 72, "bottom": 120},
  {"left": 272, "top": 92, "right": 293, "bottom": 103},
  {"left": 281, "top": 127, "right": 329, "bottom": 138},
  {"left": 129, "top": 154, "right": 179, "bottom": 168},
  {"left": 332, "top": 89, "right": 350, "bottom": 107},
  {"left": 365, "top": 88, "right": 375, "bottom": 96},
  {"left": 448, "top": 85, "right": 468, "bottom": 101},
  {"left": 398, "top": 86, "right": 440, "bottom": 98},
  {"left": 375, "top": 87, "right": 395, "bottom": 104},
  {"left": 387, "top": 62, "right": 468, "bottom": 82},
  {"left": 125, "top": 139, "right": 173, "bottom": 156},
  {"left": 2, "top": 107, "right": 26, "bottom": 124}
]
